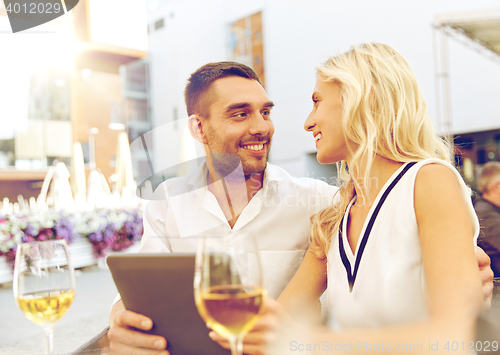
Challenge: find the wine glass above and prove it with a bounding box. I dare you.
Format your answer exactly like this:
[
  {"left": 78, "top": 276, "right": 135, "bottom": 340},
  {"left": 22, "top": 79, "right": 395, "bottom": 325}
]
[
  {"left": 13, "top": 240, "right": 76, "bottom": 355},
  {"left": 194, "top": 235, "right": 266, "bottom": 355}
]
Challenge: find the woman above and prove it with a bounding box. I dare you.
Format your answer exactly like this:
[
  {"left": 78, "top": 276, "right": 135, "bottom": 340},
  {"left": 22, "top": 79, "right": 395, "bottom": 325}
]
[{"left": 211, "top": 43, "right": 484, "bottom": 353}]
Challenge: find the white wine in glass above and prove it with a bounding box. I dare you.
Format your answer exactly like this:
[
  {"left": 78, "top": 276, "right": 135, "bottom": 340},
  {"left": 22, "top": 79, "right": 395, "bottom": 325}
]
[
  {"left": 13, "top": 240, "right": 76, "bottom": 355},
  {"left": 194, "top": 235, "right": 266, "bottom": 355}
]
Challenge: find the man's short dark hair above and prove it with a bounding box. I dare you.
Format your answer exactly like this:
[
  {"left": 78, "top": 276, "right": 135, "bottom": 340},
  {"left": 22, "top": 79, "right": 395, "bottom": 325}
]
[{"left": 184, "top": 61, "right": 261, "bottom": 118}]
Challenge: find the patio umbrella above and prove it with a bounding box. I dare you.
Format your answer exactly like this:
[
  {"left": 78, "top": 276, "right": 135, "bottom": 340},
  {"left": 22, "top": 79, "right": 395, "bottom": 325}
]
[
  {"left": 46, "top": 162, "right": 75, "bottom": 211},
  {"left": 37, "top": 165, "right": 55, "bottom": 209},
  {"left": 70, "top": 142, "right": 87, "bottom": 210},
  {"left": 87, "top": 169, "right": 111, "bottom": 209},
  {"left": 115, "top": 131, "right": 137, "bottom": 206},
  {"left": 1, "top": 197, "right": 12, "bottom": 214}
]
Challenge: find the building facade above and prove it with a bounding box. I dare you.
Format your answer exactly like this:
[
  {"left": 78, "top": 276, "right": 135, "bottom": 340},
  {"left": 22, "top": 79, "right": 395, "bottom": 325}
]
[{"left": 145, "top": 0, "right": 500, "bottom": 187}]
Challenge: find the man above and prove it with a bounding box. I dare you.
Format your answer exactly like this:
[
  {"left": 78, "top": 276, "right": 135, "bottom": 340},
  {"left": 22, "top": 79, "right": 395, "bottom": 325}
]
[
  {"left": 475, "top": 161, "right": 500, "bottom": 277},
  {"left": 108, "top": 61, "right": 494, "bottom": 354}
]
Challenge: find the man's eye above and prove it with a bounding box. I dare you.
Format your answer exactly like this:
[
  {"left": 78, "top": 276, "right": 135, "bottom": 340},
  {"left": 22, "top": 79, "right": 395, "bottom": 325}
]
[
  {"left": 261, "top": 110, "right": 270, "bottom": 117},
  {"left": 233, "top": 112, "right": 247, "bottom": 118}
]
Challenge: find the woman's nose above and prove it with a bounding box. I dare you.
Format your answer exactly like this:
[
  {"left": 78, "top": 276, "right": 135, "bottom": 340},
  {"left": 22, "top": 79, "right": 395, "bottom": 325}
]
[{"left": 304, "top": 112, "right": 315, "bottom": 132}]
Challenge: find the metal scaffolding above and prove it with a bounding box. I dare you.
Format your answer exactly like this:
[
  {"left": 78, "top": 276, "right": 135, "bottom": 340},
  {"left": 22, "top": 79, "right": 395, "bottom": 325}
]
[{"left": 432, "top": 9, "right": 500, "bottom": 153}]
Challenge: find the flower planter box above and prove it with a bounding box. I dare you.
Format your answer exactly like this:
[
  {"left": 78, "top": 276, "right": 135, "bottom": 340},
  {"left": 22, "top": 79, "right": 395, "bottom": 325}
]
[
  {"left": 69, "top": 238, "right": 98, "bottom": 269},
  {"left": 0, "top": 257, "right": 12, "bottom": 284},
  {"left": 0, "top": 208, "right": 143, "bottom": 285},
  {"left": 0, "top": 239, "right": 141, "bottom": 285},
  {"left": 98, "top": 242, "right": 141, "bottom": 269}
]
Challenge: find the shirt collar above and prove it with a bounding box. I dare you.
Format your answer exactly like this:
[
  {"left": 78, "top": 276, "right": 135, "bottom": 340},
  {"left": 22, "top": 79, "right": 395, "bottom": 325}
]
[{"left": 262, "top": 164, "right": 283, "bottom": 192}]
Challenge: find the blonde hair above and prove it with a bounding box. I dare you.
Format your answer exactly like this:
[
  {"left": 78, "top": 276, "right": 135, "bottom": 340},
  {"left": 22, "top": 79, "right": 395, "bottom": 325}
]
[
  {"left": 310, "top": 43, "right": 452, "bottom": 260},
  {"left": 478, "top": 161, "right": 500, "bottom": 194}
]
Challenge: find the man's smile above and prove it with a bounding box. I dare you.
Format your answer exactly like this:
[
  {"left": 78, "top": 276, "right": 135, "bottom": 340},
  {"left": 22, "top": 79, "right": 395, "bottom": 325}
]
[
  {"left": 240, "top": 141, "right": 269, "bottom": 156},
  {"left": 241, "top": 143, "right": 264, "bottom": 151}
]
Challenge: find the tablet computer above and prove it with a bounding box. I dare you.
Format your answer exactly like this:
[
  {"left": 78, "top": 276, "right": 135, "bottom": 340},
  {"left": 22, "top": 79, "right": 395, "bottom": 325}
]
[{"left": 107, "top": 254, "right": 230, "bottom": 355}]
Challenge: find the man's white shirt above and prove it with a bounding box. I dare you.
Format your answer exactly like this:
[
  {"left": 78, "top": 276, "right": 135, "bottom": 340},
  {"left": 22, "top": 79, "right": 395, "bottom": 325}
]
[{"left": 138, "top": 163, "right": 337, "bottom": 298}]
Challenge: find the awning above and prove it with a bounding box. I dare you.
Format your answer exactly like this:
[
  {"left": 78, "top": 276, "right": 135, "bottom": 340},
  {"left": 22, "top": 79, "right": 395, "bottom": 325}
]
[
  {"left": 434, "top": 9, "right": 500, "bottom": 62},
  {"left": 431, "top": 9, "right": 500, "bottom": 143}
]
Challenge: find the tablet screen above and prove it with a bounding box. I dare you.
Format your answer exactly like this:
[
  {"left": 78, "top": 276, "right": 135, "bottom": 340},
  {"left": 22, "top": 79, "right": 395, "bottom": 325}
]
[{"left": 107, "top": 254, "right": 230, "bottom": 355}]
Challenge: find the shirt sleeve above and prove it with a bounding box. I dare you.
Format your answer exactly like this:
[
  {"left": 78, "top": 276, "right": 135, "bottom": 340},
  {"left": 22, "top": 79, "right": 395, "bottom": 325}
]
[
  {"left": 112, "top": 195, "right": 172, "bottom": 306},
  {"left": 138, "top": 199, "right": 172, "bottom": 253},
  {"left": 318, "top": 183, "right": 339, "bottom": 210}
]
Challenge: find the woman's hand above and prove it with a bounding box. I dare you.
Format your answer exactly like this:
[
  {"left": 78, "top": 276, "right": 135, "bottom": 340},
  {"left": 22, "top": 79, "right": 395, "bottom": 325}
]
[
  {"left": 476, "top": 246, "right": 494, "bottom": 308},
  {"left": 209, "top": 297, "right": 291, "bottom": 355}
]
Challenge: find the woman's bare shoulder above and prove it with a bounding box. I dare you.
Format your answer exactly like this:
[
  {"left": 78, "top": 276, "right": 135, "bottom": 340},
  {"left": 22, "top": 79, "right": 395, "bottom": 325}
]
[{"left": 414, "top": 162, "right": 460, "bottom": 193}]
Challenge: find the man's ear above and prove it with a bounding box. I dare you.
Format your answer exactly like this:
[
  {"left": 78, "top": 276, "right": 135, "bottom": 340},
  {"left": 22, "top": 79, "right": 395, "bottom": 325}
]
[
  {"left": 493, "top": 180, "right": 500, "bottom": 194},
  {"left": 188, "top": 114, "right": 208, "bottom": 144}
]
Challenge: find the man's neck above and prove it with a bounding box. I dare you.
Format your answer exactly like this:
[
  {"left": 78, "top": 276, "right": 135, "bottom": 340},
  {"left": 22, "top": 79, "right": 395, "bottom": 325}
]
[
  {"left": 245, "top": 172, "right": 265, "bottom": 200},
  {"left": 207, "top": 169, "right": 265, "bottom": 228},
  {"left": 482, "top": 193, "right": 500, "bottom": 209}
]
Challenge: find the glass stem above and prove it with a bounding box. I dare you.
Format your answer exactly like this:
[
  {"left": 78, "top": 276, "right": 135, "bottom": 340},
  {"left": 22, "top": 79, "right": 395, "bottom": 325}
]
[
  {"left": 229, "top": 335, "right": 243, "bottom": 355},
  {"left": 43, "top": 324, "right": 55, "bottom": 355}
]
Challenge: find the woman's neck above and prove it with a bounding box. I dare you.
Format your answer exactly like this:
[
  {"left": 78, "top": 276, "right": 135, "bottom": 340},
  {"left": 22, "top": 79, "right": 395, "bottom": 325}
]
[{"left": 349, "top": 155, "right": 404, "bottom": 209}]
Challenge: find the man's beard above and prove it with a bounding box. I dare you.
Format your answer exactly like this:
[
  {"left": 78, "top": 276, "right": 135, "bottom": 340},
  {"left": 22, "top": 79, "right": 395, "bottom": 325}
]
[
  {"left": 209, "top": 152, "right": 242, "bottom": 178},
  {"left": 208, "top": 141, "right": 271, "bottom": 180},
  {"left": 240, "top": 152, "right": 269, "bottom": 179}
]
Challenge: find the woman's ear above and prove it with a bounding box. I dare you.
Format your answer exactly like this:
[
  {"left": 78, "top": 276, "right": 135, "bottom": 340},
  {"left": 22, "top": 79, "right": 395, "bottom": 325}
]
[{"left": 188, "top": 114, "right": 208, "bottom": 144}]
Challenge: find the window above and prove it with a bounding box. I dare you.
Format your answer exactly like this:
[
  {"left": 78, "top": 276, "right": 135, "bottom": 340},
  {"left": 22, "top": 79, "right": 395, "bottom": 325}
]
[
  {"left": 477, "top": 150, "right": 486, "bottom": 165},
  {"left": 154, "top": 18, "right": 164, "bottom": 30}
]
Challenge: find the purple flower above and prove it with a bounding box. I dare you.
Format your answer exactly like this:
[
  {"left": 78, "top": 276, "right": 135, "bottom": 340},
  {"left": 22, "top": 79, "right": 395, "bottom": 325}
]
[
  {"left": 103, "top": 227, "right": 116, "bottom": 243},
  {"left": 21, "top": 235, "right": 35, "bottom": 243},
  {"left": 54, "top": 214, "right": 77, "bottom": 243},
  {"left": 24, "top": 224, "right": 36, "bottom": 236},
  {"left": 123, "top": 221, "right": 134, "bottom": 235},
  {"left": 88, "top": 232, "right": 102, "bottom": 243}
]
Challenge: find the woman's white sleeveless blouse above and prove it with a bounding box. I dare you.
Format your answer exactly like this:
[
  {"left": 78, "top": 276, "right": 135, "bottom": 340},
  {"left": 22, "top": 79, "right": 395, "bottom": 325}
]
[{"left": 326, "top": 158, "right": 479, "bottom": 329}]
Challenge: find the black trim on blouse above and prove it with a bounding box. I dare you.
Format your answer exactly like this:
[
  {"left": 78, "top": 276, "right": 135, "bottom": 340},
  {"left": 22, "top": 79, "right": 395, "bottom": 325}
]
[{"left": 338, "top": 162, "right": 417, "bottom": 292}]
